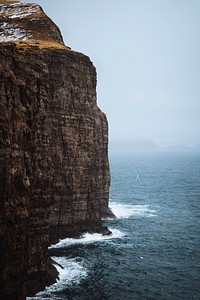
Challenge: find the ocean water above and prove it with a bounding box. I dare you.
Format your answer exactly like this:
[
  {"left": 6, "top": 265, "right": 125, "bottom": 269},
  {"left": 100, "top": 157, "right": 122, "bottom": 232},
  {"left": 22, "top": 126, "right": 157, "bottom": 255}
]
[{"left": 28, "top": 151, "right": 200, "bottom": 300}]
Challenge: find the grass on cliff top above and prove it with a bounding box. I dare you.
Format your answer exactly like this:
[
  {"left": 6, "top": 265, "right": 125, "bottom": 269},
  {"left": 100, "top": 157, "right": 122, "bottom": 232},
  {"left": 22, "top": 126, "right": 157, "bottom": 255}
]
[{"left": 15, "top": 39, "right": 72, "bottom": 51}]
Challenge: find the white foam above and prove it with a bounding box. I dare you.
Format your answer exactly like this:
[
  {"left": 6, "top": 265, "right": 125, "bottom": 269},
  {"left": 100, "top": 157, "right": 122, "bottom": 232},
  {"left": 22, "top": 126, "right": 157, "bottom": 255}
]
[
  {"left": 49, "top": 228, "right": 125, "bottom": 249},
  {"left": 51, "top": 256, "right": 87, "bottom": 289},
  {"left": 109, "top": 201, "right": 156, "bottom": 219},
  {"left": 27, "top": 256, "right": 87, "bottom": 299}
]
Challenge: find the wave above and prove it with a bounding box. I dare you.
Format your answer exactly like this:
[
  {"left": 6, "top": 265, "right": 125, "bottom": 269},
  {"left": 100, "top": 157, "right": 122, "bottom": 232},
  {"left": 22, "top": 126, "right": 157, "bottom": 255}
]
[
  {"left": 28, "top": 229, "right": 126, "bottom": 298},
  {"left": 27, "top": 256, "right": 87, "bottom": 299},
  {"left": 109, "top": 201, "right": 157, "bottom": 219},
  {"left": 49, "top": 228, "right": 125, "bottom": 249}
]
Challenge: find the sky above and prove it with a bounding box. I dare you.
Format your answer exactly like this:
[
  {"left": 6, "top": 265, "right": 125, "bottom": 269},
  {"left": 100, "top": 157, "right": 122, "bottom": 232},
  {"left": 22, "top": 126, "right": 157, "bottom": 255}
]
[{"left": 27, "top": 0, "right": 200, "bottom": 149}]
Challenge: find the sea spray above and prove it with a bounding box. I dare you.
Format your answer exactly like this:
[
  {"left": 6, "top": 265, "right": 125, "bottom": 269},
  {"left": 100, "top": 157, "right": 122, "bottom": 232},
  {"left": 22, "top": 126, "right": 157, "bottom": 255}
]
[
  {"left": 49, "top": 228, "right": 126, "bottom": 249},
  {"left": 27, "top": 257, "right": 87, "bottom": 299},
  {"left": 109, "top": 201, "right": 157, "bottom": 219}
]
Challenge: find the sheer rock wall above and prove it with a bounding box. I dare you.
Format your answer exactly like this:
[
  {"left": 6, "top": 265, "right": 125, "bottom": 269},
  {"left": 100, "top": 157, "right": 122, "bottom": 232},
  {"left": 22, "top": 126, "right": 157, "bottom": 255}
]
[{"left": 0, "top": 2, "right": 110, "bottom": 299}]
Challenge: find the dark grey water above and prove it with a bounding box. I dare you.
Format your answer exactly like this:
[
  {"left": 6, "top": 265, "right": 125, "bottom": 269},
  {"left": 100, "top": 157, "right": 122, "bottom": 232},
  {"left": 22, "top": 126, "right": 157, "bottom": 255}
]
[{"left": 28, "top": 151, "right": 200, "bottom": 300}]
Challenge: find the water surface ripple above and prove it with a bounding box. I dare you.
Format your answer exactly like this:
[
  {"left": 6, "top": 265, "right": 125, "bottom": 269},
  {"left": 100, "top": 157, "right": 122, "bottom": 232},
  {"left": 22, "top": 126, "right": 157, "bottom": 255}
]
[{"left": 28, "top": 151, "right": 200, "bottom": 300}]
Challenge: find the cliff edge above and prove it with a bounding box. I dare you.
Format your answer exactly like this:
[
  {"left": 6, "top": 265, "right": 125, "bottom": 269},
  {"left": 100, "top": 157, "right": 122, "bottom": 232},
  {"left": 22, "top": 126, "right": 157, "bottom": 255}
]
[{"left": 0, "top": 2, "right": 112, "bottom": 299}]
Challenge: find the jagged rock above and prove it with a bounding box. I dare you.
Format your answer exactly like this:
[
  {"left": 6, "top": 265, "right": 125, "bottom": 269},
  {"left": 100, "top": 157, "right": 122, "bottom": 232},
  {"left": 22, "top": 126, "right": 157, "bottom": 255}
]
[{"left": 0, "top": 2, "right": 112, "bottom": 299}]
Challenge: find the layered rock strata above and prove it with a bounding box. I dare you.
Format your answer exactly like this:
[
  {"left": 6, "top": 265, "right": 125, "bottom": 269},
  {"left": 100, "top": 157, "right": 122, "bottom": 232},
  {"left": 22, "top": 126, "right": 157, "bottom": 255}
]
[{"left": 0, "top": 2, "right": 111, "bottom": 299}]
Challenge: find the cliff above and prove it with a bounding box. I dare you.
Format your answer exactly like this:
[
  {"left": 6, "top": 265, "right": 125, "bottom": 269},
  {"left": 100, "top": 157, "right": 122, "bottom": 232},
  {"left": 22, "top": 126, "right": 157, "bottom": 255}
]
[{"left": 0, "top": 2, "right": 112, "bottom": 299}]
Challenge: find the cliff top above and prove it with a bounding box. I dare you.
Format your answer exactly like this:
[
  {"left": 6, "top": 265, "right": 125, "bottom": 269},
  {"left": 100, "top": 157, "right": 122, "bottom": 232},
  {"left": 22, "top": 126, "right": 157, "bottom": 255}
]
[{"left": 0, "top": 1, "right": 71, "bottom": 50}]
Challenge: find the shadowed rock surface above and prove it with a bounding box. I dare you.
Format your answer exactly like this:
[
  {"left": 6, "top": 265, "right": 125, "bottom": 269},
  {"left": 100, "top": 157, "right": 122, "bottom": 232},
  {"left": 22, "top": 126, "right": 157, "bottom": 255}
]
[{"left": 0, "top": 2, "right": 113, "bottom": 299}]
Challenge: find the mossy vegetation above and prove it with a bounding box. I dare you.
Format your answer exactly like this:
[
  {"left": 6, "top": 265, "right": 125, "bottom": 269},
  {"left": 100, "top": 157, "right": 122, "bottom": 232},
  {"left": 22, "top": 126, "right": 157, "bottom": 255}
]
[{"left": 15, "top": 39, "right": 70, "bottom": 51}]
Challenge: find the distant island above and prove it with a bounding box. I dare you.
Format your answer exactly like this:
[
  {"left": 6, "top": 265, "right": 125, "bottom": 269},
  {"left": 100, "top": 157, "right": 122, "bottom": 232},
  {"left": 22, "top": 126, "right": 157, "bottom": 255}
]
[{"left": 109, "top": 138, "right": 196, "bottom": 153}]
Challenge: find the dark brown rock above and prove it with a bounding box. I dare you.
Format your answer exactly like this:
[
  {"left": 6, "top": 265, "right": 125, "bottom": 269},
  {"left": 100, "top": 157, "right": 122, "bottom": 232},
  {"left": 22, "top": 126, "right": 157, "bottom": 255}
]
[{"left": 0, "top": 2, "right": 112, "bottom": 299}]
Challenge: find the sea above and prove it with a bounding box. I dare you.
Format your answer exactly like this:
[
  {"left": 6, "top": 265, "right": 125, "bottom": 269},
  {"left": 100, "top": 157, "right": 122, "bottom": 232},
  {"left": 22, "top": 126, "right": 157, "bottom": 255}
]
[{"left": 28, "top": 150, "right": 200, "bottom": 300}]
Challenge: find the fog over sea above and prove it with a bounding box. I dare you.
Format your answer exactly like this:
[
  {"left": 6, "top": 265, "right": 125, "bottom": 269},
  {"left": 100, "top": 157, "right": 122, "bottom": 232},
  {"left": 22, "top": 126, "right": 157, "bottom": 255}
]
[{"left": 28, "top": 151, "right": 200, "bottom": 300}]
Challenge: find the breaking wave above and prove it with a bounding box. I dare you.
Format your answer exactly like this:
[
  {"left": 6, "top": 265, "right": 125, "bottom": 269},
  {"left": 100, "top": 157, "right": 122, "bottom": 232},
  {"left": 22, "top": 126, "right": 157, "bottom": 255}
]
[
  {"left": 49, "top": 228, "right": 125, "bottom": 249},
  {"left": 109, "top": 201, "right": 157, "bottom": 218},
  {"left": 27, "top": 256, "right": 87, "bottom": 299}
]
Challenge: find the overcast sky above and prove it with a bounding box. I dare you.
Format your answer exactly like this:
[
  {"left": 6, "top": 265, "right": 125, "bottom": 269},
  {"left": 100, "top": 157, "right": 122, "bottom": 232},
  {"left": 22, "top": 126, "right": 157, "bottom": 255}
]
[{"left": 28, "top": 0, "right": 200, "bottom": 148}]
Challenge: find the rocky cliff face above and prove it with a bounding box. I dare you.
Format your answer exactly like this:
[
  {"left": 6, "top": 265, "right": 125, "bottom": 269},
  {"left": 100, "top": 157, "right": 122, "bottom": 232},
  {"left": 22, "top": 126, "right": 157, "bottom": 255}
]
[{"left": 0, "top": 2, "right": 111, "bottom": 299}]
